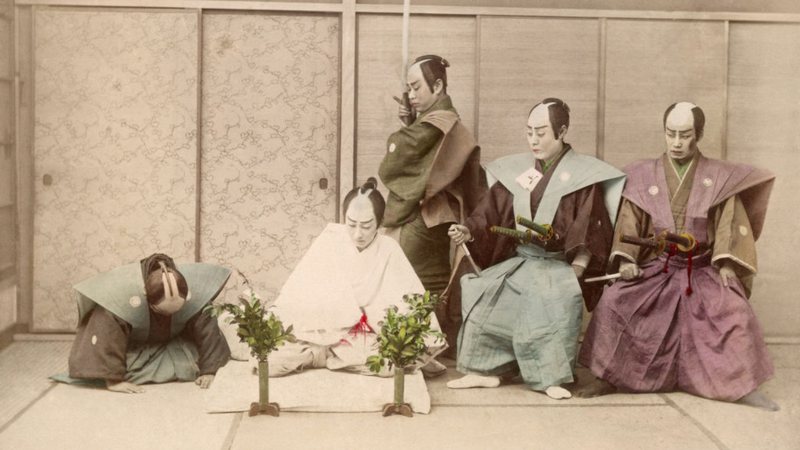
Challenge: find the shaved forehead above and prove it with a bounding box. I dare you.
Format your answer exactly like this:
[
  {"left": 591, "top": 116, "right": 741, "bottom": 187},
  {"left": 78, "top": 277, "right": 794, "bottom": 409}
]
[
  {"left": 408, "top": 61, "right": 423, "bottom": 76},
  {"left": 666, "top": 102, "right": 696, "bottom": 131},
  {"left": 409, "top": 59, "right": 428, "bottom": 71},
  {"left": 346, "top": 195, "right": 375, "bottom": 223},
  {"left": 529, "top": 103, "right": 553, "bottom": 127}
]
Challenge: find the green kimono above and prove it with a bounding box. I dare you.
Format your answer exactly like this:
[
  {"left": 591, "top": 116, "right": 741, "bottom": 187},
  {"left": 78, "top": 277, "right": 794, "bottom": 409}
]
[{"left": 379, "top": 95, "right": 486, "bottom": 295}]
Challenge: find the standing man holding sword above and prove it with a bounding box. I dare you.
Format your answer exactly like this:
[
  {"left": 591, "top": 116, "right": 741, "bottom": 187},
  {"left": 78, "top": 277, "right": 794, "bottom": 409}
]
[{"left": 378, "top": 45, "right": 487, "bottom": 360}]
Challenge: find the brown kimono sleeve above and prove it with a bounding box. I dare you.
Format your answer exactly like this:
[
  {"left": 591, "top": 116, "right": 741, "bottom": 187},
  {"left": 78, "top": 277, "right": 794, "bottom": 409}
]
[
  {"left": 710, "top": 195, "right": 757, "bottom": 275},
  {"left": 182, "top": 308, "right": 231, "bottom": 376},
  {"left": 68, "top": 307, "right": 131, "bottom": 381},
  {"left": 548, "top": 184, "right": 614, "bottom": 311},
  {"left": 563, "top": 185, "right": 614, "bottom": 269},
  {"left": 710, "top": 195, "right": 758, "bottom": 296},
  {"left": 459, "top": 147, "right": 488, "bottom": 218},
  {"left": 464, "top": 182, "right": 518, "bottom": 269},
  {"left": 608, "top": 198, "right": 656, "bottom": 271}
]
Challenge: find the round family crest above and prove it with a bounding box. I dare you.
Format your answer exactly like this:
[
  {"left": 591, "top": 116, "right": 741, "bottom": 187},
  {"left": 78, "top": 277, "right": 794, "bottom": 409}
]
[
  {"left": 648, "top": 186, "right": 659, "bottom": 196},
  {"left": 388, "top": 142, "right": 397, "bottom": 153},
  {"left": 739, "top": 225, "right": 749, "bottom": 236},
  {"left": 129, "top": 296, "right": 142, "bottom": 308},
  {"left": 703, "top": 178, "right": 713, "bottom": 187}
]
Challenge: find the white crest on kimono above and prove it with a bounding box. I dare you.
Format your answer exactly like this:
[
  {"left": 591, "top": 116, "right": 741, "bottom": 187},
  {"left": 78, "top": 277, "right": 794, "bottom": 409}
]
[
  {"left": 648, "top": 185, "right": 659, "bottom": 196},
  {"left": 559, "top": 171, "right": 571, "bottom": 182},
  {"left": 388, "top": 142, "right": 397, "bottom": 153},
  {"left": 91, "top": 335, "right": 97, "bottom": 345},
  {"left": 703, "top": 177, "right": 713, "bottom": 187},
  {"left": 739, "top": 225, "right": 749, "bottom": 236},
  {"left": 515, "top": 167, "right": 543, "bottom": 192},
  {"left": 129, "top": 296, "right": 142, "bottom": 308}
]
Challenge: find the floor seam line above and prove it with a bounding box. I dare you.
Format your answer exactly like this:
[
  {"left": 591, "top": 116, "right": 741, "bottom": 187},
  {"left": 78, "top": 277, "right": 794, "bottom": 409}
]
[
  {"left": 221, "top": 411, "right": 244, "bottom": 450},
  {"left": 430, "top": 403, "right": 670, "bottom": 408},
  {"left": 660, "top": 394, "right": 730, "bottom": 450},
  {"left": 0, "top": 383, "right": 58, "bottom": 434}
]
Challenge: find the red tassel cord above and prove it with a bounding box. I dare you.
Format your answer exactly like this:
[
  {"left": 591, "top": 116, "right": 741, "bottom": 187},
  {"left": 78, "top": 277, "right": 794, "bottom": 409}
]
[
  {"left": 685, "top": 247, "right": 693, "bottom": 296},
  {"left": 663, "top": 244, "right": 677, "bottom": 273},
  {"left": 348, "top": 311, "right": 375, "bottom": 341}
]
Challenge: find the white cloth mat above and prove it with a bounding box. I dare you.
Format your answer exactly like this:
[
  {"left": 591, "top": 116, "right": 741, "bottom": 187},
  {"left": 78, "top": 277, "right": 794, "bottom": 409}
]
[{"left": 204, "top": 361, "right": 431, "bottom": 414}]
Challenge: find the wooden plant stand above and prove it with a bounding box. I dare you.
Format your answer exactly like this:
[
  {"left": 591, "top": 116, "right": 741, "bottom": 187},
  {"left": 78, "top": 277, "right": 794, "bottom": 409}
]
[
  {"left": 250, "top": 360, "right": 280, "bottom": 417},
  {"left": 382, "top": 367, "right": 413, "bottom": 417}
]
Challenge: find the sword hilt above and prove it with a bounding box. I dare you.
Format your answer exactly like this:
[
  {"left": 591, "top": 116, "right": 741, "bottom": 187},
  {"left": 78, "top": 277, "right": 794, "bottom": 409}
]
[
  {"left": 515, "top": 216, "right": 555, "bottom": 241},
  {"left": 490, "top": 226, "right": 535, "bottom": 244}
]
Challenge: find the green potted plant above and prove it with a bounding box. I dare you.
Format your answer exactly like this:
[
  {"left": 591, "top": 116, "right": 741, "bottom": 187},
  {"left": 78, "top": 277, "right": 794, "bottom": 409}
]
[
  {"left": 206, "top": 274, "right": 295, "bottom": 417},
  {"left": 367, "top": 291, "right": 444, "bottom": 417}
]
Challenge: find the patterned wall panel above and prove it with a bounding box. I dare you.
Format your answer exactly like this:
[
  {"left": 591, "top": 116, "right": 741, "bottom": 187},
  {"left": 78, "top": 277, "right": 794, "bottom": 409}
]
[
  {"left": 478, "top": 17, "right": 600, "bottom": 163},
  {"left": 201, "top": 13, "right": 339, "bottom": 301},
  {"left": 357, "top": 14, "right": 476, "bottom": 190},
  {"left": 728, "top": 23, "right": 800, "bottom": 337},
  {"left": 603, "top": 20, "right": 727, "bottom": 168},
  {"left": 33, "top": 10, "right": 198, "bottom": 331}
]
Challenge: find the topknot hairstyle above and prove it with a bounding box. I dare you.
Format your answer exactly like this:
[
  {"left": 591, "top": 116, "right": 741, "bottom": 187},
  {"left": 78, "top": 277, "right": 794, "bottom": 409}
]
[{"left": 342, "top": 177, "right": 386, "bottom": 227}]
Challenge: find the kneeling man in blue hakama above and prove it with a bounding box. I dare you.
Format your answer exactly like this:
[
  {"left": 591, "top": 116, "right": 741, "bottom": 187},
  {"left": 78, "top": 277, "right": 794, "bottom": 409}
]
[{"left": 447, "top": 98, "right": 625, "bottom": 399}]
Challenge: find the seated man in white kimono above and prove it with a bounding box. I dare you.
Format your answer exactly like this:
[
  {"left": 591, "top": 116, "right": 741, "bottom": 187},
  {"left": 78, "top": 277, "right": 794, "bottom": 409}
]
[{"left": 257, "top": 178, "right": 446, "bottom": 377}]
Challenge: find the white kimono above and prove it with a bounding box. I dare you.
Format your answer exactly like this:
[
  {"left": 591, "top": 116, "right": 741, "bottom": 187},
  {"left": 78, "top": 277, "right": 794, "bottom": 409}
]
[{"left": 226, "top": 223, "right": 445, "bottom": 375}]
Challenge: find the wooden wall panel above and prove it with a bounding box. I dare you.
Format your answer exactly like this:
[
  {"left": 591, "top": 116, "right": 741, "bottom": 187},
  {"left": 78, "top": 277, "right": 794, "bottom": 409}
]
[
  {"left": 603, "top": 20, "right": 727, "bottom": 168},
  {"left": 0, "top": 88, "right": 11, "bottom": 207},
  {"left": 356, "top": 14, "right": 476, "bottom": 189},
  {"left": 0, "top": 207, "right": 12, "bottom": 270},
  {"left": 727, "top": 23, "right": 800, "bottom": 337},
  {"left": 479, "top": 17, "right": 600, "bottom": 163}
]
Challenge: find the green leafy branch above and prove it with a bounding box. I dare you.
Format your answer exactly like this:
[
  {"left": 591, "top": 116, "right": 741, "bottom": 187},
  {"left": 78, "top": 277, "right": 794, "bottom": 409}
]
[
  {"left": 205, "top": 272, "right": 295, "bottom": 363},
  {"left": 367, "top": 291, "right": 444, "bottom": 374}
]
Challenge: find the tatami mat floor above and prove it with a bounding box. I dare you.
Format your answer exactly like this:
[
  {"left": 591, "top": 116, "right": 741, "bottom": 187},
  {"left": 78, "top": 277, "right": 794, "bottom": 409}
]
[{"left": 1, "top": 336, "right": 798, "bottom": 449}]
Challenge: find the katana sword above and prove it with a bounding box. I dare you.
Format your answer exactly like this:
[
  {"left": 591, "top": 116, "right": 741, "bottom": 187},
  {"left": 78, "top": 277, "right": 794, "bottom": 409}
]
[
  {"left": 584, "top": 273, "right": 622, "bottom": 283},
  {"left": 460, "top": 243, "right": 482, "bottom": 277},
  {"left": 398, "top": 0, "right": 416, "bottom": 126}
]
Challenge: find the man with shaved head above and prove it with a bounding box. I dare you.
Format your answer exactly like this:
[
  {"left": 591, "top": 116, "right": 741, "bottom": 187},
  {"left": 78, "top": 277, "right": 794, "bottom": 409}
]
[
  {"left": 578, "top": 102, "right": 778, "bottom": 410},
  {"left": 379, "top": 55, "right": 486, "bottom": 357},
  {"left": 446, "top": 98, "right": 625, "bottom": 399}
]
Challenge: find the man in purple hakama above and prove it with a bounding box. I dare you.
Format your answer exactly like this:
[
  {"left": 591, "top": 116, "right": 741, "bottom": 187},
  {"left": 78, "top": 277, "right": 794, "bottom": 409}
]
[{"left": 577, "top": 102, "right": 778, "bottom": 410}]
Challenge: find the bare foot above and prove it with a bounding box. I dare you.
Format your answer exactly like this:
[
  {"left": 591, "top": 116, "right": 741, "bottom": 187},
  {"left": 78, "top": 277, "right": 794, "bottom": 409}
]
[
  {"left": 737, "top": 390, "right": 780, "bottom": 411},
  {"left": 446, "top": 373, "right": 501, "bottom": 389},
  {"left": 544, "top": 385, "right": 572, "bottom": 399},
  {"left": 574, "top": 377, "right": 617, "bottom": 398},
  {"left": 106, "top": 380, "right": 145, "bottom": 394}
]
